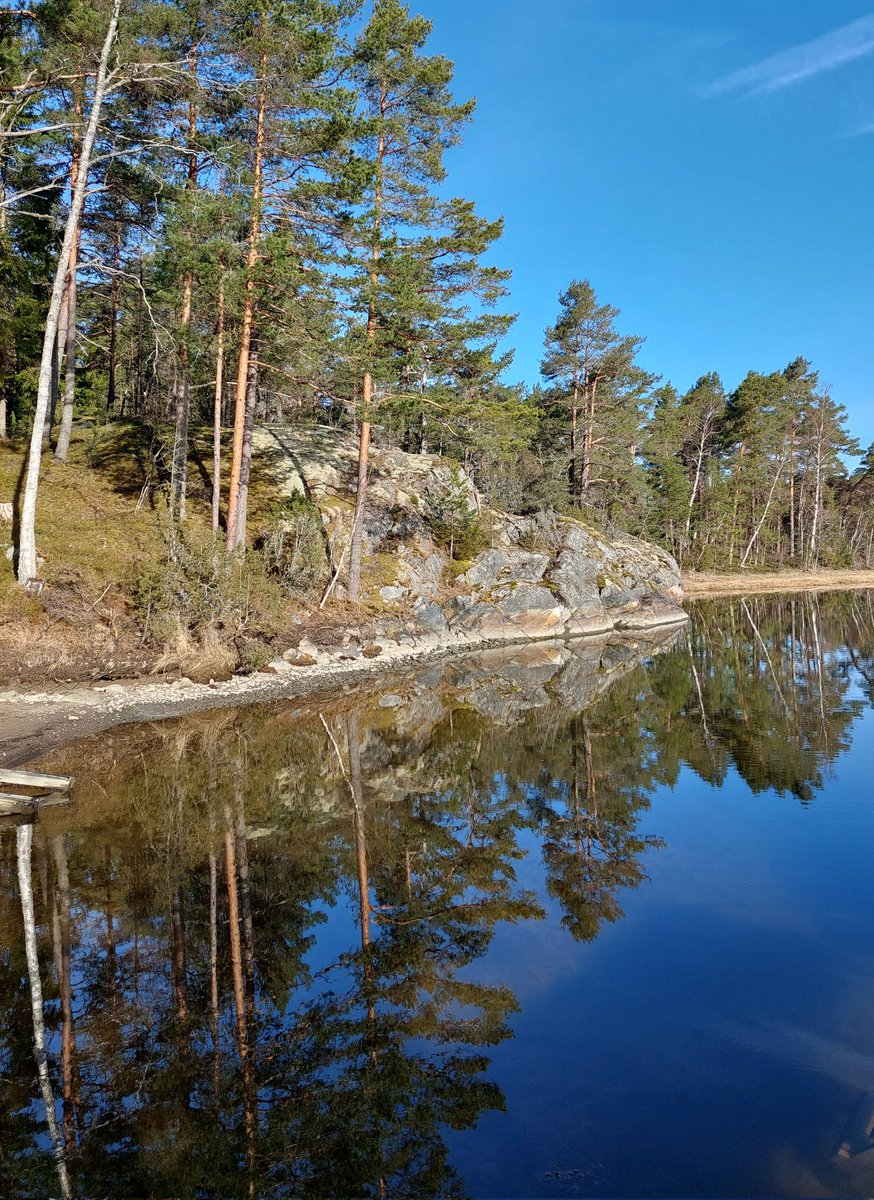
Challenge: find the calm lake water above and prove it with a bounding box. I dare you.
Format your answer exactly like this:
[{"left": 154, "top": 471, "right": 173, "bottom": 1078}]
[{"left": 3, "top": 591, "right": 874, "bottom": 1199}]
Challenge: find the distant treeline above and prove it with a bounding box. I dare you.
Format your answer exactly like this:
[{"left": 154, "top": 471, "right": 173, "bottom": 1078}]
[{"left": 1, "top": 0, "right": 871, "bottom": 577}]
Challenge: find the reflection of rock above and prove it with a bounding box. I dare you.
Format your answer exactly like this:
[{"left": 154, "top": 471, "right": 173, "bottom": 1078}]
[
  {"left": 252, "top": 425, "right": 687, "bottom": 640},
  {"left": 419, "top": 626, "right": 683, "bottom": 726}
]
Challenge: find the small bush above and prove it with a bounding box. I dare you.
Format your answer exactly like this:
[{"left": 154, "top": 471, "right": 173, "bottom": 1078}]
[
  {"left": 129, "top": 529, "right": 282, "bottom": 643},
  {"left": 255, "top": 494, "right": 328, "bottom": 596},
  {"left": 425, "top": 468, "right": 488, "bottom": 561},
  {"left": 516, "top": 509, "right": 566, "bottom": 554}
]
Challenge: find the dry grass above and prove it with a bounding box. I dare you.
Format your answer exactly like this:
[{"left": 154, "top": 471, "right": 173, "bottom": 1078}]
[
  {"left": 0, "top": 422, "right": 288, "bottom": 682},
  {"left": 0, "top": 424, "right": 165, "bottom": 622},
  {"left": 153, "top": 622, "right": 237, "bottom": 683},
  {"left": 683, "top": 568, "right": 874, "bottom": 598}
]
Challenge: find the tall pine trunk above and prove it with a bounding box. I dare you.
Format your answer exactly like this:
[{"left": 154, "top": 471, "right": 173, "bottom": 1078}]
[
  {"left": 232, "top": 334, "right": 258, "bottom": 552},
  {"left": 568, "top": 376, "right": 578, "bottom": 501},
  {"left": 226, "top": 50, "right": 266, "bottom": 553},
  {"left": 17, "top": 0, "right": 121, "bottom": 585},
  {"left": 211, "top": 251, "right": 225, "bottom": 537},
  {"left": 348, "top": 92, "right": 385, "bottom": 602}
]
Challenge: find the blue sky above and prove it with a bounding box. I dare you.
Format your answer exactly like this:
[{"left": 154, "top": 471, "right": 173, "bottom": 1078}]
[{"left": 419, "top": 0, "right": 874, "bottom": 452}]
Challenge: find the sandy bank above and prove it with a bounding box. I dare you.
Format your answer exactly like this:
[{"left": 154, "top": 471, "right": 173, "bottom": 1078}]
[{"left": 683, "top": 569, "right": 874, "bottom": 598}]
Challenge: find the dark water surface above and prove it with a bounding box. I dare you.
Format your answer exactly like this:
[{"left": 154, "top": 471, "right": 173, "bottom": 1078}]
[{"left": 3, "top": 591, "right": 874, "bottom": 1199}]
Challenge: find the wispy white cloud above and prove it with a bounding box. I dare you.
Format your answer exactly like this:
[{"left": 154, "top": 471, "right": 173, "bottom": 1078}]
[{"left": 705, "top": 13, "right": 874, "bottom": 98}]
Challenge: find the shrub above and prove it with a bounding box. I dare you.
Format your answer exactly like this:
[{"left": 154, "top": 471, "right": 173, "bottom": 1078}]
[
  {"left": 425, "top": 467, "right": 488, "bottom": 561},
  {"left": 129, "top": 529, "right": 282, "bottom": 642},
  {"left": 255, "top": 494, "right": 328, "bottom": 596}
]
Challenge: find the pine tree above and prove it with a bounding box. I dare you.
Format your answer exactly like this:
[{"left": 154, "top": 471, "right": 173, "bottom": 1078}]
[
  {"left": 643, "top": 383, "right": 690, "bottom": 558},
  {"left": 223, "top": 0, "right": 353, "bottom": 552},
  {"left": 540, "top": 279, "right": 653, "bottom": 520},
  {"left": 343, "top": 0, "right": 479, "bottom": 600}
]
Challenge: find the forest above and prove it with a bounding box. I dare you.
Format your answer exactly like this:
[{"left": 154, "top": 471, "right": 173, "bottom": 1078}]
[{"left": 2, "top": 0, "right": 874, "bottom": 613}]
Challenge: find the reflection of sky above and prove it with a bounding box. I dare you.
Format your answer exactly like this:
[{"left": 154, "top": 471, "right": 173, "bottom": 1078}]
[
  {"left": 13, "top": 601, "right": 874, "bottom": 1198},
  {"left": 446, "top": 693, "right": 874, "bottom": 1197}
]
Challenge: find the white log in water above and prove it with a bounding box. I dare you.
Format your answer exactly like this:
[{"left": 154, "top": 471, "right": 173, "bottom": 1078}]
[
  {"left": 0, "top": 770, "right": 71, "bottom": 790},
  {"left": 16, "top": 824, "right": 72, "bottom": 1199}
]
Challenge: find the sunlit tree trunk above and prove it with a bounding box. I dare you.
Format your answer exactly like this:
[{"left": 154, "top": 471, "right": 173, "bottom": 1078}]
[
  {"left": 568, "top": 375, "right": 579, "bottom": 501},
  {"left": 171, "top": 59, "right": 200, "bottom": 523},
  {"left": 226, "top": 49, "right": 266, "bottom": 553},
  {"left": 211, "top": 246, "right": 225, "bottom": 537},
  {"left": 348, "top": 91, "right": 385, "bottom": 601},
  {"left": 231, "top": 336, "right": 258, "bottom": 553},
  {"left": 46, "top": 304, "right": 67, "bottom": 444},
  {"left": 54, "top": 91, "right": 83, "bottom": 465},
  {"left": 740, "top": 454, "right": 787, "bottom": 567},
  {"left": 17, "top": 0, "right": 121, "bottom": 584}
]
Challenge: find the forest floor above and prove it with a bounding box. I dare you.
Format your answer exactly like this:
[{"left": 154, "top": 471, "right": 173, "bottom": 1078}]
[{"left": 684, "top": 569, "right": 874, "bottom": 597}]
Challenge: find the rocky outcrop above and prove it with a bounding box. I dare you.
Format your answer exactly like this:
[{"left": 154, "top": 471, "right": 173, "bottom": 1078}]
[{"left": 254, "top": 424, "right": 686, "bottom": 644}]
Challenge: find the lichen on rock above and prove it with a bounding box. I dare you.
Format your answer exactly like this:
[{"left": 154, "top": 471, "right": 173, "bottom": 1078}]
[{"left": 252, "top": 425, "right": 686, "bottom": 642}]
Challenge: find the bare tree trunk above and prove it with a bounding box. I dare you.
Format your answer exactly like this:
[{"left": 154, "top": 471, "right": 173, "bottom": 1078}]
[
  {"left": 348, "top": 414, "right": 371, "bottom": 600},
  {"left": 46, "top": 300, "right": 67, "bottom": 445},
  {"left": 53, "top": 231, "right": 79, "bottom": 462},
  {"left": 226, "top": 51, "right": 266, "bottom": 552},
  {"left": 810, "top": 422, "right": 824, "bottom": 568},
  {"left": 789, "top": 420, "right": 796, "bottom": 560},
  {"left": 0, "top": 393, "right": 7, "bottom": 439},
  {"left": 231, "top": 336, "right": 258, "bottom": 552},
  {"left": 348, "top": 90, "right": 386, "bottom": 602},
  {"left": 17, "top": 825, "right": 72, "bottom": 1199},
  {"left": 106, "top": 222, "right": 121, "bottom": 416},
  {"left": 568, "top": 376, "right": 578, "bottom": 502},
  {"left": 54, "top": 93, "right": 83, "bottom": 465},
  {"left": 211, "top": 249, "right": 225, "bottom": 537},
  {"left": 171, "top": 70, "right": 199, "bottom": 523},
  {"left": 133, "top": 257, "right": 144, "bottom": 418},
  {"left": 740, "top": 455, "right": 787, "bottom": 567},
  {"left": 581, "top": 382, "right": 594, "bottom": 496},
  {"left": 17, "top": 0, "right": 121, "bottom": 585}
]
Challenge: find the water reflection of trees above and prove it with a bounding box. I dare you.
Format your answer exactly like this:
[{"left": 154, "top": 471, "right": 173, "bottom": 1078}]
[{"left": 1, "top": 589, "right": 872, "bottom": 1196}]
